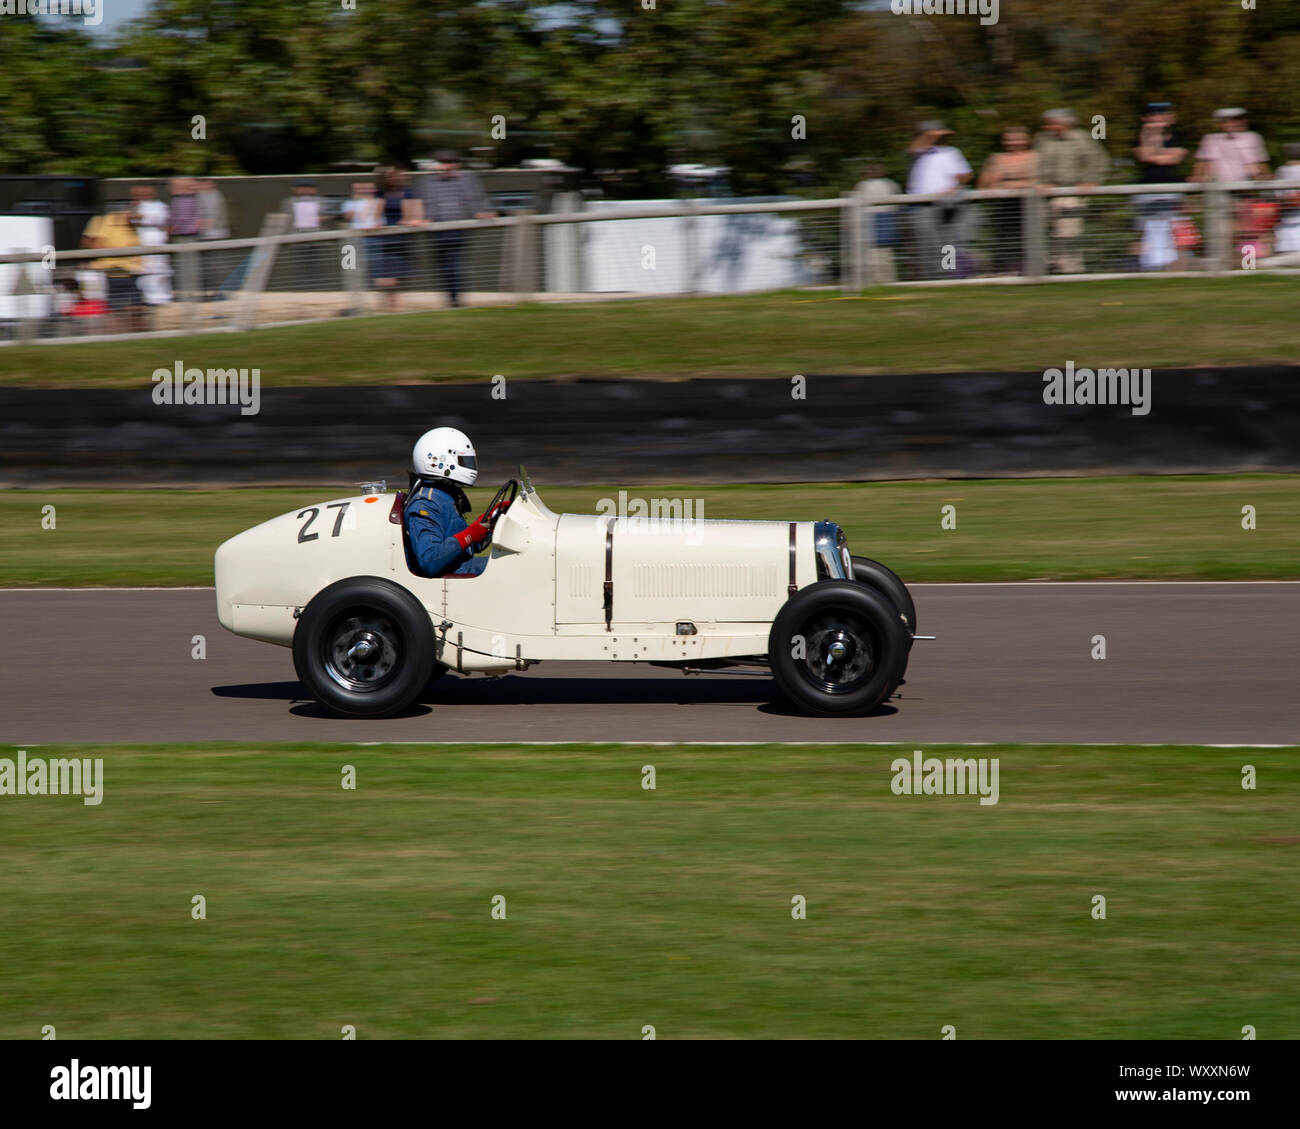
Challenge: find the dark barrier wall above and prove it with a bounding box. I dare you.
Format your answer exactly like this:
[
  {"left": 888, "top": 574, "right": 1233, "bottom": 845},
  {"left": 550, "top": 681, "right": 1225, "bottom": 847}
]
[{"left": 1, "top": 368, "right": 1297, "bottom": 487}]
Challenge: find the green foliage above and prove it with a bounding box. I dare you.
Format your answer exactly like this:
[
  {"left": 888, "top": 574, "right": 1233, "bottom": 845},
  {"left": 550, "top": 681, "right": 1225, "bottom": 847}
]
[
  {"left": 3, "top": 1, "right": 1299, "bottom": 190},
  {"left": 0, "top": 22, "right": 114, "bottom": 174}
]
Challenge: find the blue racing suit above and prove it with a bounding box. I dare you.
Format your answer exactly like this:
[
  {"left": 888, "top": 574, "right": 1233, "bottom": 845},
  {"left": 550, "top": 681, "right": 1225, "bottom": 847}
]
[{"left": 403, "top": 478, "right": 488, "bottom": 578}]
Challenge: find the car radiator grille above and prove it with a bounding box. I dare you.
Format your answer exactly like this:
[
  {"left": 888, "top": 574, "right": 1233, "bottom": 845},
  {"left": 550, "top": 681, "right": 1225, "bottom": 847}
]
[{"left": 631, "top": 563, "right": 781, "bottom": 599}]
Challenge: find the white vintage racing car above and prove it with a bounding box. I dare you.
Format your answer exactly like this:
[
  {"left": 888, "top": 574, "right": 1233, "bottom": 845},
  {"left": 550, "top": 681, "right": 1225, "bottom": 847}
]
[{"left": 214, "top": 468, "right": 922, "bottom": 717}]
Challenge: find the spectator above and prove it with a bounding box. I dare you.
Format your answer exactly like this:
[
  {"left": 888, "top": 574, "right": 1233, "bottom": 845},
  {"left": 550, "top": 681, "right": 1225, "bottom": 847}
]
[
  {"left": 129, "top": 183, "right": 172, "bottom": 306},
  {"left": 167, "top": 176, "right": 202, "bottom": 300},
  {"left": 1194, "top": 108, "right": 1273, "bottom": 259},
  {"left": 196, "top": 178, "right": 231, "bottom": 299},
  {"left": 1132, "top": 102, "right": 1189, "bottom": 271},
  {"left": 905, "top": 120, "right": 972, "bottom": 280},
  {"left": 977, "top": 126, "right": 1038, "bottom": 274},
  {"left": 853, "top": 160, "right": 902, "bottom": 284},
  {"left": 51, "top": 276, "right": 83, "bottom": 337},
  {"left": 58, "top": 275, "right": 108, "bottom": 335},
  {"left": 1268, "top": 142, "right": 1300, "bottom": 263},
  {"left": 1193, "top": 108, "right": 1270, "bottom": 184},
  {"left": 341, "top": 181, "right": 383, "bottom": 229},
  {"left": 372, "top": 166, "right": 424, "bottom": 312},
  {"left": 419, "top": 149, "right": 496, "bottom": 307},
  {"left": 340, "top": 181, "right": 383, "bottom": 301},
  {"left": 282, "top": 180, "right": 323, "bottom": 291},
  {"left": 1033, "top": 109, "right": 1109, "bottom": 274},
  {"left": 81, "top": 200, "right": 145, "bottom": 333}
]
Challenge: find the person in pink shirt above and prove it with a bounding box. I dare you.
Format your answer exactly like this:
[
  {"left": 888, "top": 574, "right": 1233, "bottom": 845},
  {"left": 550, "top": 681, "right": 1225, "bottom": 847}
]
[
  {"left": 1194, "top": 108, "right": 1270, "bottom": 183},
  {"left": 1194, "top": 109, "right": 1272, "bottom": 257}
]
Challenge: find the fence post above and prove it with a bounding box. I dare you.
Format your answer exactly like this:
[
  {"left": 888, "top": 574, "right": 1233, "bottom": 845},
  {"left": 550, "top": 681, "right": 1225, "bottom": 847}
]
[
  {"left": 177, "top": 243, "right": 200, "bottom": 331},
  {"left": 861, "top": 194, "right": 879, "bottom": 287},
  {"left": 235, "top": 212, "right": 290, "bottom": 330},
  {"left": 341, "top": 229, "right": 365, "bottom": 316},
  {"left": 10, "top": 259, "right": 39, "bottom": 342},
  {"left": 1204, "top": 185, "right": 1231, "bottom": 275},
  {"left": 511, "top": 211, "right": 536, "bottom": 302},
  {"left": 1024, "top": 189, "right": 1046, "bottom": 280},
  {"left": 841, "top": 193, "right": 862, "bottom": 294},
  {"left": 682, "top": 199, "right": 697, "bottom": 295},
  {"left": 544, "top": 192, "right": 581, "bottom": 295}
]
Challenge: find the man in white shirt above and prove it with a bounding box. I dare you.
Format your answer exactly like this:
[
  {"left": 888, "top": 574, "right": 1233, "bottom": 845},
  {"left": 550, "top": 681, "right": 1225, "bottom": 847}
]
[
  {"left": 282, "top": 181, "right": 323, "bottom": 291},
  {"left": 341, "top": 181, "right": 383, "bottom": 229},
  {"left": 905, "top": 120, "right": 972, "bottom": 279},
  {"left": 129, "top": 183, "right": 172, "bottom": 306},
  {"left": 1268, "top": 142, "right": 1300, "bottom": 263}
]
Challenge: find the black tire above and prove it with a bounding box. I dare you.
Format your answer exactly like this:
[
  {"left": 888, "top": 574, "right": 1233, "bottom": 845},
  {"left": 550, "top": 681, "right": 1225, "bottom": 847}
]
[
  {"left": 768, "top": 581, "right": 909, "bottom": 716},
  {"left": 292, "top": 576, "right": 435, "bottom": 717},
  {"left": 850, "top": 556, "right": 917, "bottom": 643}
]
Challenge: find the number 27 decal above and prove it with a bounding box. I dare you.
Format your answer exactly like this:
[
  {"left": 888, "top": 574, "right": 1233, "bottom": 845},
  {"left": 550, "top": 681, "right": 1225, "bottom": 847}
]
[{"left": 297, "top": 502, "right": 350, "bottom": 542}]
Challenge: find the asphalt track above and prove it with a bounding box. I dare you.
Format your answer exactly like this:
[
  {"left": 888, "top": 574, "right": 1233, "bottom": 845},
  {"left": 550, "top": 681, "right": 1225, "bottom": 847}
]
[{"left": 2, "top": 583, "right": 1296, "bottom": 745}]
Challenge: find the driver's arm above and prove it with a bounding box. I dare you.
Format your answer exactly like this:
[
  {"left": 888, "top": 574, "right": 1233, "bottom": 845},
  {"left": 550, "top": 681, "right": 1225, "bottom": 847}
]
[{"left": 406, "top": 490, "right": 476, "bottom": 577}]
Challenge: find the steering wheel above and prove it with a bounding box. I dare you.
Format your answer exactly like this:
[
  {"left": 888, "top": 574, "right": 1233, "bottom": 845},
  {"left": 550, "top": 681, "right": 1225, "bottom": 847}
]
[{"left": 480, "top": 478, "right": 519, "bottom": 545}]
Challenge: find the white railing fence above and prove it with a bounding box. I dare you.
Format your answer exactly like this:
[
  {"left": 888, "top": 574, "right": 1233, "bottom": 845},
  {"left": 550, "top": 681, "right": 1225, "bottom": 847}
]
[{"left": 2, "top": 182, "right": 1297, "bottom": 341}]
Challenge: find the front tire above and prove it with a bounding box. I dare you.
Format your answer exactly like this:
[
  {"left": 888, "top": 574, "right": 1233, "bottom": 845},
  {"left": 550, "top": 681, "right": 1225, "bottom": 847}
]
[
  {"left": 850, "top": 556, "right": 916, "bottom": 643},
  {"left": 768, "top": 581, "right": 908, "bottom": 716},
  {"left": 293, "top": 576, "right": 435, "bottom": 717}
]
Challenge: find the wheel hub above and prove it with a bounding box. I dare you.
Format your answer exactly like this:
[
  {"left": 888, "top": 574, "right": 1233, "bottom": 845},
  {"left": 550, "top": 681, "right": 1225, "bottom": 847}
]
[
  {"left": 348, "top": 634, "right": 380, "bottom": 663},
  {"left": 825, "top": 633, "right": 852, "bottom": 664},
  {"left": 325, "top": 614, "right": 401, "bottom": 691},
  {"left": 801, "top": 613, "right": 876, "bottom": 694}
]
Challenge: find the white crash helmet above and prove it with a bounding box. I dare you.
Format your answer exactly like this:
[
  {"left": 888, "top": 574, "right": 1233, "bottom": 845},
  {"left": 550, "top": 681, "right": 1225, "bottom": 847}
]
[{"left": 412, "top": 426, "right": 478, "bottom": 486}]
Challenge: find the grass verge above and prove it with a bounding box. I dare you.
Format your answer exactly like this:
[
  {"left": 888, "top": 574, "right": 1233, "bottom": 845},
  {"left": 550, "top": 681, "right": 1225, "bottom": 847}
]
[
  {"left": 2, "top": 741, "right": 1296, "bottom": 1039},
  {"left": 1, "top": 475, "right": 1296, "bottom": 586},
  {"left": 2, "top": 277, "right": 1299, "bottom": 387}
]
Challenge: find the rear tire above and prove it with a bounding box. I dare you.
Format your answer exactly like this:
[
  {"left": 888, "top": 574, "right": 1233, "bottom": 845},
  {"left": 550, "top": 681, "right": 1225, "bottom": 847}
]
[
  {"left": 292, "top": 576, "right": 435, "bottom": 718},
  {"left": 768, "top": 581, "right": 908, "bottom": 716}
]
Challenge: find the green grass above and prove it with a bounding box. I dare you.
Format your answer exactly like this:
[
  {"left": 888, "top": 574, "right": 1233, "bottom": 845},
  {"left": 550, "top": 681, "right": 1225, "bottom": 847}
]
[
  {"left": 2, "top": 742, "right": 1296, "bottom": 1039},
  {"left": 2, "top": 277, "right": 1299, "bottom": 387},
  {"left": 2, "top": 475, "right": 1296, "bottom": 586}
]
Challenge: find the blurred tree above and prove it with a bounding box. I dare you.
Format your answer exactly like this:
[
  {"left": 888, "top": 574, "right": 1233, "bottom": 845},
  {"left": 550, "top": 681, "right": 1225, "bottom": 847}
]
[
  {"left": 2, "top": 0, "right": 1298, "bottom": 192},
  {"left": 0, "top": 22, "right": 112, "bottom": 174}
]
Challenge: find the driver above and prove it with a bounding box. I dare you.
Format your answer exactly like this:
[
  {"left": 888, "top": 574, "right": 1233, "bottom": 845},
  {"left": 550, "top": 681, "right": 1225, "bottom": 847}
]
[{"left": 403, "top": 427, "right": 511, "bottom": 578}]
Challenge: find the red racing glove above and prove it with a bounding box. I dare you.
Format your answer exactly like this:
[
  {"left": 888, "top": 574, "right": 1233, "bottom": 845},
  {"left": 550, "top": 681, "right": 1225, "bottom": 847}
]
[
  {"left": 453, "top": 499, "right": 512, "bottom": 552},
  {"left": 454, "top": 517, "right": 490, "bottom": 551}
]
